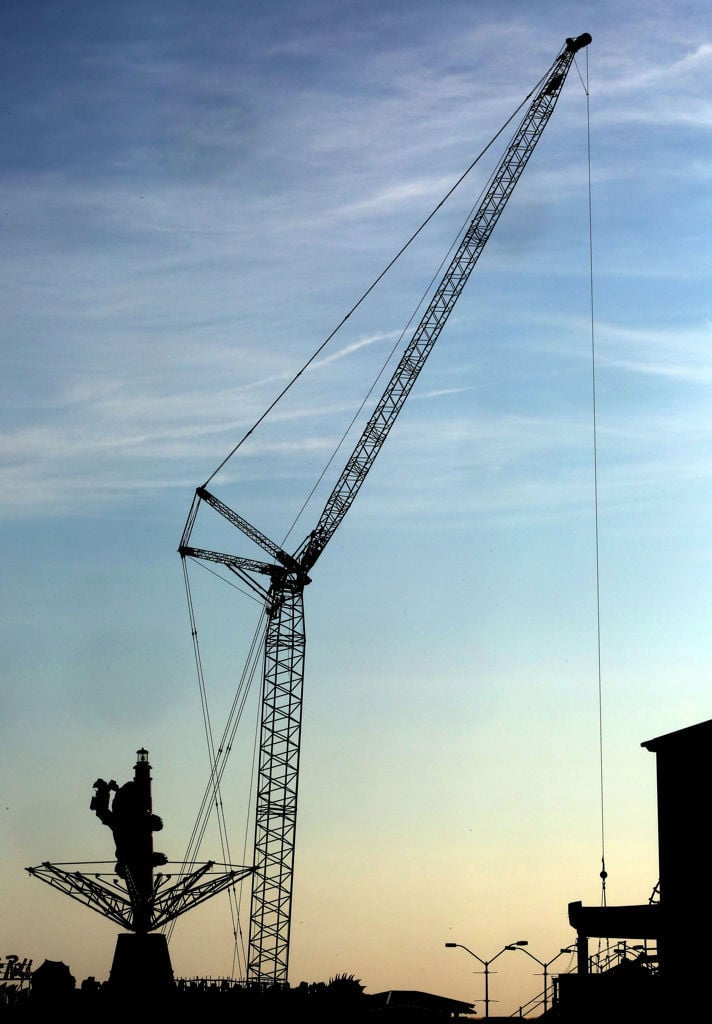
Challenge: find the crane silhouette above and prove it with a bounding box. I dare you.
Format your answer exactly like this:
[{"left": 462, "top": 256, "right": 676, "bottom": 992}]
[{"left": 179, "top": 32, "right": 591, "bottom": 986}]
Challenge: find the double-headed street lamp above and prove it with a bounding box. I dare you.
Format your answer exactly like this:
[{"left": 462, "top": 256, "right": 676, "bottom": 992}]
[
  {"left": 512, "top": 944, "right": 577, "bottom": 1015},
  {"left": 445, "top": 939, "right": 528, "bottom": 1018}
]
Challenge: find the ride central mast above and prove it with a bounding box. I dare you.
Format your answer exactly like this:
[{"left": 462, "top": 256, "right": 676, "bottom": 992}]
[
  {"left": 180, "top": 32, "right": 591, "bottom": 986},
  {"left": 27, "top": 749, "right": 253, "bottom": 993}
]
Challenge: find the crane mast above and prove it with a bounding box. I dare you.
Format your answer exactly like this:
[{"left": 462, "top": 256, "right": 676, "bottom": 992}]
[{"left": 179, "top": 32, "right": 590, "bottom": 987}]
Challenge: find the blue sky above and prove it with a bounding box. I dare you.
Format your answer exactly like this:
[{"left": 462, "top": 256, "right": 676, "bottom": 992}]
[{"left": 2, "top": 0, "right": 711, "bottom": 1012}]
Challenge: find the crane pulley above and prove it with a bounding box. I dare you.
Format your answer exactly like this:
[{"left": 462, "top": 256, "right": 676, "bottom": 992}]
[{"left": 179, "top": 30, "right": 591, "bottom": 986}]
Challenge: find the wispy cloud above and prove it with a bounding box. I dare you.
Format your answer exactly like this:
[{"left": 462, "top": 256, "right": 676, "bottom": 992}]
[
  {"left": 310, "top": 331, "right": 397, "bottom": 369},
  {"left": 596, "top": 321, "right": 712, "bottom": 383}
]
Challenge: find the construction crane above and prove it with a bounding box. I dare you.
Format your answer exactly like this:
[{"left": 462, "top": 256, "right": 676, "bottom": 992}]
[{"left": 179, "top": 31, "right": 591, "bottom": 987}]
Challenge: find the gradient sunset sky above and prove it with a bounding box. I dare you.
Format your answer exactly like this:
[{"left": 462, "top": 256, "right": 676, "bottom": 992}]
[{"left": 2, "top": 0, "right": 711, "bottom": 1013}]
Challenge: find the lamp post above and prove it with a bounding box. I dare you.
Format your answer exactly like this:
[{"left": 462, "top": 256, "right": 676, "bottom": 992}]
[
  {"left": 512, "top": 944, "right": 576, "bottom": 1015},
  {"left": 445, "top": 939, "right": 527, "bottom": 1018}
]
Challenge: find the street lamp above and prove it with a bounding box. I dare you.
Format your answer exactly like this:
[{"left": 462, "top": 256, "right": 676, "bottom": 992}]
[
  {"left": 512, "top": 944, "right": 575, "bottom": 1015},
  {"left": 445, "top": 940, "right": 527, "bottom": 1018}
]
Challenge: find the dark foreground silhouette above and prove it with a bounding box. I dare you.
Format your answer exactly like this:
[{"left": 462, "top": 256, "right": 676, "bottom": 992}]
[
  {"left": 14, "top": 718, "right": 712, "bottom": 1023},
  {"left": 0, "top": 972, "right": 476, "bottom": 1024}
]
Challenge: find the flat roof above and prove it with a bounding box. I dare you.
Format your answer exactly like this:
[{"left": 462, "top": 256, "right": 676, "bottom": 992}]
[{"left": 641, "top": 718, "right": 712, "bottom": 752}]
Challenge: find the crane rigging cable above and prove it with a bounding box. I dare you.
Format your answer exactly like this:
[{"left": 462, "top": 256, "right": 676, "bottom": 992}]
[
  {"left": 167, "top": 560, "right": 267, "bottom": 974},
  {"left": 197, "top": 53, "right": 567, "bottom": 495},
  {"left": 280, "top": 163, "right": 499, "bottom": 551},
  {"left": 178, "top": 158, "right": 499, "bottom": 916},
  {"left": 177, "top": 583, "right": 265, "bottom": 870}
]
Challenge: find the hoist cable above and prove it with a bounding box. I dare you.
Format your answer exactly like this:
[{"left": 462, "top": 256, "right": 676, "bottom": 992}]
[
  {"left": 581, "top": 48, "right": 607, "bottom": 907},
  {"left": 201, "top": 59, "right": 559, "bottom": 490}
]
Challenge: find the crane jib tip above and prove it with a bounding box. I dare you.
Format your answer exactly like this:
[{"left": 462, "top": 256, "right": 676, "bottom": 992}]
[{"left": 566, "top": 33, "right": 592, "bottom": 53}]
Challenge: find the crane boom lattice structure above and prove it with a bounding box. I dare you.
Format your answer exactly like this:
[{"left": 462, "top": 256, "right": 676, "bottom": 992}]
[{"left": 179, "top": 32, "right": 591, "bottom": 986}]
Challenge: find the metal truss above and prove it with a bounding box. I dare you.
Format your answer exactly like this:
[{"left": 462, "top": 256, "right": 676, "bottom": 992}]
[
  {"left": 246, "top": 581, "right": 305, "bottom": 985},
  {"left": 26, "top": 861, "right": 253, "bottom": 933}
]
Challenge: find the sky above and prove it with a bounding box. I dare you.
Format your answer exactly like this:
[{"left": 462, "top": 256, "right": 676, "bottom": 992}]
[{"left": 1, "top": 0, "right": 711, "bottom": 1013}]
